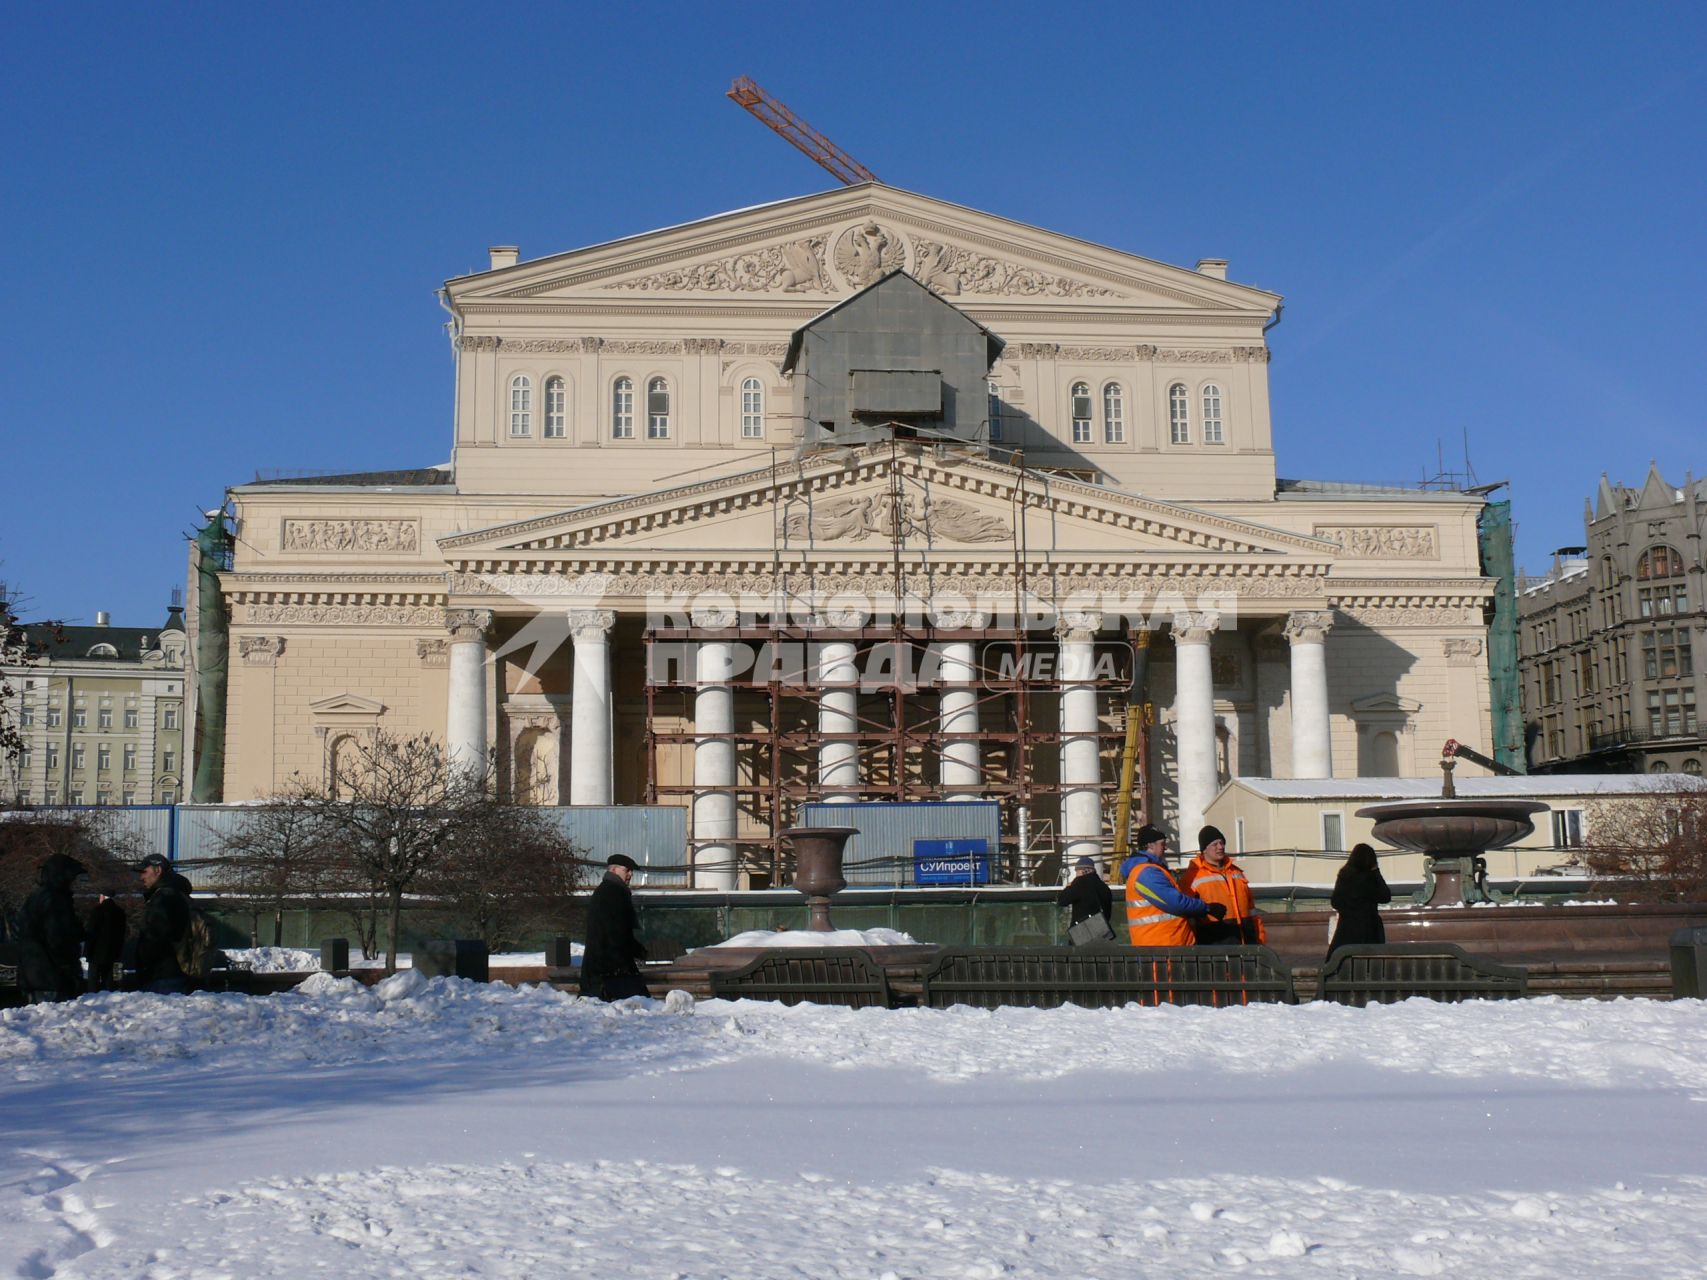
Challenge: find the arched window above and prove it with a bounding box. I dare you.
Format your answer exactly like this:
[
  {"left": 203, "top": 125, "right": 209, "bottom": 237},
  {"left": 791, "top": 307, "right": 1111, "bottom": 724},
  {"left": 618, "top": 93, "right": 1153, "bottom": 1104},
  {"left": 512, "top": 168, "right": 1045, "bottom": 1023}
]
[
  {"left": 544, "top": 376, "right": 567, "bottom": 439},
  {"left": 508, "top": 375, "right": 532, "bottom": 437},
  {"left": 1201, "top": 383, "right": 1224, "bottom": 444},
  {"left": 740, "top": 378, "right": 764, "bottom": 439},
  {"left": 987, "top": 380, "right": 1004, "bottom": 443},
  {"left": 1102, "top": 383, "right": 1125, "bottom": 444},
  {"left": 647, "top": 377, "right": 671, "bottom": 439},
  {"left": 1168, "top": 383, "right": 1190, "bottom": 444},
  {"left": 1069, "top": 382, "right": 1092, "bottom": 444},
  {"left": 1684, "top": 758, "right": 1702, "bottom": 776},
  {"left": 611, "top": 377, "right": 634, "bottom": 439},
  {"left": 1650, "top": 760, "right": 1671, "bottom": 774},
  {"left": 1638, "top": 545, "right": 1685, "bottom": 580}
]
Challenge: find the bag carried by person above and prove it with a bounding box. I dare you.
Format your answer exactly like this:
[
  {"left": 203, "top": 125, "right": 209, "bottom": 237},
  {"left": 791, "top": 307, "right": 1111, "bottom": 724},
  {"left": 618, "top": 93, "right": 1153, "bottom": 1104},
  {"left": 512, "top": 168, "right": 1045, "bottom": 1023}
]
[
  {"left": 176, "top": 909, "right": 216, "bottom": 979},
  {"left": 1067, "top": 913, "right": 1116, "bottom": 946}
]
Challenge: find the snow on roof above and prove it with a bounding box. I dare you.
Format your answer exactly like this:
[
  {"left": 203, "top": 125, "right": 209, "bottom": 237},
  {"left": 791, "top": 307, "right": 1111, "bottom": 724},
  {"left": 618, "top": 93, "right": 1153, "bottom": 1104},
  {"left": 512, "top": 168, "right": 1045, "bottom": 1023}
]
[{"left": 1224, "top": 774, "right": 1707, "bottom": 801}]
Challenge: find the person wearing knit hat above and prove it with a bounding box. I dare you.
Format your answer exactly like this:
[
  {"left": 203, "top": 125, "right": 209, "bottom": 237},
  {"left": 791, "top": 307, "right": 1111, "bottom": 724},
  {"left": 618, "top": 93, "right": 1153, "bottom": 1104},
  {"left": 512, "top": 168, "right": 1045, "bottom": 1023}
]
[
  {"left": 1183, "top": 826, "right": 1266, "bottom": 946},
  {"left": 1119, "top": 821, "right": 1222, "bottom": 946},
  {"left": 1057, "top": 854, "right": 1114, "bottom": 945}
]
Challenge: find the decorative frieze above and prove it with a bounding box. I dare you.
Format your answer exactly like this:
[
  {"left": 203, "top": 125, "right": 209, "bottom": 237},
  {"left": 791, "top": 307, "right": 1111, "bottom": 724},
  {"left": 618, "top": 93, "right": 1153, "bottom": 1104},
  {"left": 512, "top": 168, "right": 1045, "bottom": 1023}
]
[
  {"left": 911, "top": 238, "right": 1116, "bottom": 298},
  {"left": 238, "top": 635, "right": 285, "bottom": 665},
  {"left": 1016, "top": 343, "right": 1060, "bottom": 359},
  {"left": 1443, "top": 637, "right": 1486, "bottom": 664},
  {"left": 1315, "top": 526, "right": 1439, "bottom": 559},
  {"left": 244, "top": 605, "right": 444, "bottom": 626},
  {"left": 416, "top": 638, "right": 449, "bottom": 667},
  {"left": 1057, "top": 346, "right": 1145, "bottom": 362},
  {"left": 781, "top": 493, "right": 1011, "bottom": 544},
  {"left": 1335, "top": 606, "right": 1481, "bottom": 628},
  {"left": 682, "top": 338, "right": 724, "bottom": 354},
  {"left": 284, "top": 519, "right": 420, "bottom": 554},
  {"left": 608, "top": 236, "right": 831, "bottom": 293}
]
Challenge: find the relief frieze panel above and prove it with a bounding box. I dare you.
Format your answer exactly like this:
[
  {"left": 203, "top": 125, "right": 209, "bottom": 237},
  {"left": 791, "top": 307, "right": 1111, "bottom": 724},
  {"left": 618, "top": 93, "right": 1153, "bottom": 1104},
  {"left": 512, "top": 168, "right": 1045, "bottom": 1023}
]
[
  {"left": 911, "top": 238, "right": 1116, "bottom": 298},
  {"left": 239, "top": 604, "right": 445, "bottom": 626},
  {"left": 606, "top": 236, "right": 831, "bottom": 293},
  {"left": 283, "top": 519, "right": 420, "bottom": 553},
  {"left": 1314, "top": 526, "right": 1439, "bottom": 559}
]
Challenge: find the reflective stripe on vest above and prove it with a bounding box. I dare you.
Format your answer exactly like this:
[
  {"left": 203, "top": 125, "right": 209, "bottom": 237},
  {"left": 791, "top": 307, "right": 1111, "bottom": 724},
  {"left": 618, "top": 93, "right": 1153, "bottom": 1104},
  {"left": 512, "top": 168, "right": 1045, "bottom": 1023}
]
[{"left": 1125, "top": 863, "right": 1198, "bottom": 947}]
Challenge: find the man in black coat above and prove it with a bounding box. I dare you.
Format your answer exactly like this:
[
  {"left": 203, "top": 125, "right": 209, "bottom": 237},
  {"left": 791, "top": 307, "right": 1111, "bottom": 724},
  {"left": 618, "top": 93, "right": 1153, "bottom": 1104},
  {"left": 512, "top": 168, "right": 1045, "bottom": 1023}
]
[
  {"left": 134, "top": 853, "right": 193, "bottom": 994},
  {"left": 85, "top": 893, "right": 128, "bottom": 993},
  {"left": 579, "top": 853, "right": 650, "bottom": 1001},
  {"left": 15, "top": 853, "right": 88, "bottom": 1003}
]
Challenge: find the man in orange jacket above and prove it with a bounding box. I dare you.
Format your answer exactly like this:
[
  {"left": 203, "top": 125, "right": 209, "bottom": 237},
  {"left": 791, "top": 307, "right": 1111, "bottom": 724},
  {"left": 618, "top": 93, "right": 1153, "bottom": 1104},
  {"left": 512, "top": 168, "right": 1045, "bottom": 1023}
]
[
  {"left": 1120, "top": 824, "right": 1223, "bottom": 946},
  {"left": 1182, "top": 826, "right": 1266, "bottom": 946}
]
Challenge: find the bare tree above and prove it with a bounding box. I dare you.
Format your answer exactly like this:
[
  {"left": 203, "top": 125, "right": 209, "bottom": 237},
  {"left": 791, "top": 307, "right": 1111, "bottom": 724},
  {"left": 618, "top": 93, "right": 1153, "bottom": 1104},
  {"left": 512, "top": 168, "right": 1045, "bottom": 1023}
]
[
  {"left": 0, "top": 811, "right": 138, "bottom": 940},
  {"left": 422, "top": 799, "right": 587, "bottom": 952},
  {"left": 290, "top": 730, "right": 489, "bottom": 970},
  {"left": 213, "top": 799, "right": 341, "bottom": 947},
  {"left": 1583, "top": 784, "right": 1707, "bottom": 903},
  {"left": 1, "top": 581, "right": 61, "bottom": 782}
]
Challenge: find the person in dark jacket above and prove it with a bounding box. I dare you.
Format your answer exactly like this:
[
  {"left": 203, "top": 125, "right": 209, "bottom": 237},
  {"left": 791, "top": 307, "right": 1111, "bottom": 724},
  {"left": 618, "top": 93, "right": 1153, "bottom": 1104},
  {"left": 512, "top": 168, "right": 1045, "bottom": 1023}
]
[
  {"left": 1057, "top": 855, "right": 1114, "bottom": 943},
  {"left": 15, "top": 853, "right": 88, "bottom": 1003},
  {"left": 1326, "top": 843, "right": 1392, "bottom": 961},
  {"left": 85, "top": 893, "right": 128, "bottom": 993},
  {"left": 579, "top": 854, "right": 650, "bottom": 1001},
  {"left": 134, "top": 853, "right": 193, "bottom": 994}
]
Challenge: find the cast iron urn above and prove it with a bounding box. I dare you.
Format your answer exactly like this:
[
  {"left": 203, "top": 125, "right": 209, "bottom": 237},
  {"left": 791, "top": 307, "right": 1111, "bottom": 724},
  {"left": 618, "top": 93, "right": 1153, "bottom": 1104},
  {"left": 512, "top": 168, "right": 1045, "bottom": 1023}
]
[{"left": 780, "top": 826, "right": 859, "bottom": 931}]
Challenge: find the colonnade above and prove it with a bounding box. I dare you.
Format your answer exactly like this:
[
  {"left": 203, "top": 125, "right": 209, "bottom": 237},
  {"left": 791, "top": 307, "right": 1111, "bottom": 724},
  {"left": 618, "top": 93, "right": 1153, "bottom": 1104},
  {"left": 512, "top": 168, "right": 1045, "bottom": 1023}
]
[{"left": 443, "top": 606, "right": 1337, "bottom": 888}]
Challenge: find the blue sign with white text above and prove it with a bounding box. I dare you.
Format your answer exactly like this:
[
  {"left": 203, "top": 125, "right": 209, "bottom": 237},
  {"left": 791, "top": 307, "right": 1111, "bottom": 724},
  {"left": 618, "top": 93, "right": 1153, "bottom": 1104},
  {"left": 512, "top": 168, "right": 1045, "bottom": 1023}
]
[{"left": 913, "top": 838, "right": 991, "bottom": 885}]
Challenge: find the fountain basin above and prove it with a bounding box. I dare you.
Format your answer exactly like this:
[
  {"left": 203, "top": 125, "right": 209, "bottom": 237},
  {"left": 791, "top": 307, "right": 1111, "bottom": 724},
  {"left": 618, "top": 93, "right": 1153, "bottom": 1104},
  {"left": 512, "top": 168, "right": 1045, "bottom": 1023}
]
[
  {"left": 779, "top": 826, "right": 860, "bottom": 931},
  {"left": 1357, "top": 799, "right": 1548, "bottom": 907}
]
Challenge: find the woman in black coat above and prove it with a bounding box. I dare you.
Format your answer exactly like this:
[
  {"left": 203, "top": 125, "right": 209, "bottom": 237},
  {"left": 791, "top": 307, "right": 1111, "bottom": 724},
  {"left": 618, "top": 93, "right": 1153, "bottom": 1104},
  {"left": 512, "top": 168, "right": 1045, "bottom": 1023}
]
[
  {"left": 15, "top": 854, "right": 88, "bottom": 1003},
  {"left": 1326, "top": 843, "right": 1392, "bottom": 961}
]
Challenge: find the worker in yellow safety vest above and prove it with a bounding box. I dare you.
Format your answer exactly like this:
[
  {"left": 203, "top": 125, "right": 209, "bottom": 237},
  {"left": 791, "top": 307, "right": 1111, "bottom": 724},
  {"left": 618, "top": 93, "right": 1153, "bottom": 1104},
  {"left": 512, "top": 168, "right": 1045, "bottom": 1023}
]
[{"left": 1119, "top": 824, "right": 1224, "bottom": 946}]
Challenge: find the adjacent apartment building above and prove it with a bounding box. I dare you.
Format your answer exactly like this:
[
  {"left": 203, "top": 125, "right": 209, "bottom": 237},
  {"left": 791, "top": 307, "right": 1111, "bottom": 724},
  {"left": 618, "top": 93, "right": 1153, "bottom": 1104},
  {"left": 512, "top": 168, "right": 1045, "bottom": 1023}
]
[
  {"left": 1519, "top": 465, "right": 1704, "bottom": 775},
  {"left": 1, "top": 605, "right": 189, "bottom": 806}
]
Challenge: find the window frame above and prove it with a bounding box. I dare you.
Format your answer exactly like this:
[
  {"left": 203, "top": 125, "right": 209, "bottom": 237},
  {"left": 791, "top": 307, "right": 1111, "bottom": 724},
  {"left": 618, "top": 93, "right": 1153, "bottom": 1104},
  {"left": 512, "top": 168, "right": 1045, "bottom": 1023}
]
[
  {"left": 1167, "top": 383, "right": 1191, "bottom": 444},
  {"left": 740, "top": 377, "right": 765, "bottom": 440},
  {"left": 611, "top": 377, "right": 635, "bottom": 440},
  {"left": 1201, "top": 382, "right": 1225, "bottom": 444},
  {"left": 543, "top": 375, "right": 568, "bottom": 439},
  {"left": 1069, "top": 382, "right": 1092, "bottom": 445},
  {"left": 508, "top": 374, "right": 532, "bottom": 438},
  {"left": 1101, "top": 382, "right": 1125, "bottom": 444},
  {"left": 1321, "top": 810, "right": 1345, "bottom": 853},
  {"left": 646, "top": 377, "right": 671, "bottom": 440}
]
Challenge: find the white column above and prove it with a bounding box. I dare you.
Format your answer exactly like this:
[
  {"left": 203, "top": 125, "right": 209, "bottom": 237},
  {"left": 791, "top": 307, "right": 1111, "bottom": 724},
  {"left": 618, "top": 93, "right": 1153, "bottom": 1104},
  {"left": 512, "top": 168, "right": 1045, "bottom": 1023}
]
[
  {"left": 1285, "top": 610, "right": 1335, "bottom": 779},
  {"left": 934, "top": 607, "right": 986, "bottom": 799},
  {"left": 692, "top": 609, "right": 739, "bottom": 890},
  {"left": 816, "top": 640, "right": 859, "bottom": 802},
  {"left": 1172, "top": 610, "right": 1220, "bottom": 842},
  {"left": 445, "top": 608, "right": 493, "bottom": 775},
  {"left": 1058, "top": 610, "right": 1104, "bottom": 867},
  {"left": 567, "top": 609, "right": 616, "bottom": 804}
]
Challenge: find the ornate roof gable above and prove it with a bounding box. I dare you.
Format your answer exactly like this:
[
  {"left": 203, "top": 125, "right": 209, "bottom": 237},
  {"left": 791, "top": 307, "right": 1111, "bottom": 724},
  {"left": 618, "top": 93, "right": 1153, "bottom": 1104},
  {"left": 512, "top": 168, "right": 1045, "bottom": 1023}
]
[
  {"left": 447, "top": 184, "right": 1280, "bottom": 314},
  {"left": 439, "top": 446, "right": 1334, "bottom": 563}
]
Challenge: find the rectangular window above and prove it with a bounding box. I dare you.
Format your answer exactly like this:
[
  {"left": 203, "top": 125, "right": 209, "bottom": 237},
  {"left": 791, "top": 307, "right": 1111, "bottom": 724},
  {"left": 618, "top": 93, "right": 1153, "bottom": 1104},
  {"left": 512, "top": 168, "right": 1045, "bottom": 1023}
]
[
  {"left": 70, "top": 790, "right": 84, "bottom": 806},
  {"left": 544, "top": 379, "right": 566, "bottom": 439},
  {"left": 47, "top": 706, "right": 61, "bottom": 728},
  {"left": 160, "top": 787, "right": 176, "bottom": 804},
  {"left": 1201, "top": 384, "right": 1224, "bottom": 444},
  {"left": 1071, "top": 386, "right": 1092, "bottom": 445},
  {"left": 1550, "top": 809, "right": 1585, "bottom": 849},
  {"left": 19, "top": 704, "right": 33, "bottom": 727},
  {"left": 71, "top": 745, "right": 85, "bottom": 772},
  {"left": 1321, "top": 811, "right": 1345, "bottom": 853},
  {"left": 162, "top": 749, "right": 176, "bottom": 773},
  {"left": 45, "top": 789, "right": 58, "bottom": 805},
  {"left": 97, "top": 706, "right": 112, "bottom": 729},
  {"left": 124, "top": 707, "right": 139, "bottom": 729},
  {"left": 96, "top": 789, "right": 111, "bottom": 806},
  {"left": 122, "top": 790, "right": 135, "bottom": 805},
  {"left": 986, "top": 381, "right": 1003, "bottom": 443},
  {"left": 46, "top": 744, "right": 59, "bottom": 770},
  {"left": 123, "top": 744, "right": 137, "bottom": 772},
  {"left": 162, "top": 704, "right": 180, "bottom": 730},
  {"left": 742, "top": 380, "right": 765, "bottom": 439},
  {"left": 97, "top": 744, "right": 111, "bottom": 772},
  {"left": 18, "top": 746, "right": 29, "bottom": 772},
  {"left": 72, "top": 707, "right": 86, "bottom": 729},
  {"left": 1234, "top": 817, "right": 1246, "bottom": 854},
  {"left": 647, "top": 381, "right": 671, "bottom": 440}
]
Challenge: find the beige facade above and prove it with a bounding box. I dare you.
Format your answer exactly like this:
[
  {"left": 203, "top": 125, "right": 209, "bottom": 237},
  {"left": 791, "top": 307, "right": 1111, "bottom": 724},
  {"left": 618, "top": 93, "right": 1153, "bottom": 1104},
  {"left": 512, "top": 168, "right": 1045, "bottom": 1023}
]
[{"left": 212, "top": 184, "right": 1496, "bottom": 885}]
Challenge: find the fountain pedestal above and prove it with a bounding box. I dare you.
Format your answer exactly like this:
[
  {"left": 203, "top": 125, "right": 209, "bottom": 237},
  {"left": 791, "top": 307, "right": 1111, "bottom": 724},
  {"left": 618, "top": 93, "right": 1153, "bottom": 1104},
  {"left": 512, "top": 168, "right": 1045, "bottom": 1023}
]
[
  {"left": 1355, "top": 799, "right": 1548, "bottom": 907},
  {"left": 780, "top": 826, "right": 859, "bottom": 931}
]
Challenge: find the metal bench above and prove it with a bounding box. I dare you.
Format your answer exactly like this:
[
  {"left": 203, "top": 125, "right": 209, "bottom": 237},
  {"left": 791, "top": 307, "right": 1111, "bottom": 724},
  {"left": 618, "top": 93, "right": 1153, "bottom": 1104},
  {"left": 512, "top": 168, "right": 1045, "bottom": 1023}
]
[
  {"left": 918, "top": 946, "right": 1298, "bottom": 1010},
  {"left": 709, "top": 948, "right": 894, "bottom": 1009},
  {"left": 1318, "top": 944, "right": 1528, "bottom": 1005}
]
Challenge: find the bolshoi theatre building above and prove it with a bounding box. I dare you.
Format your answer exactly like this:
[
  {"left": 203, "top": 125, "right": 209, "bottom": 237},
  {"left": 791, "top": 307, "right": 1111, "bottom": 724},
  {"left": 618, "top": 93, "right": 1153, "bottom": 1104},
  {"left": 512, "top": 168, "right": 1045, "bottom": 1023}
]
[{"left": 194, "top": 184, "right": 1498, "bottom": 887}]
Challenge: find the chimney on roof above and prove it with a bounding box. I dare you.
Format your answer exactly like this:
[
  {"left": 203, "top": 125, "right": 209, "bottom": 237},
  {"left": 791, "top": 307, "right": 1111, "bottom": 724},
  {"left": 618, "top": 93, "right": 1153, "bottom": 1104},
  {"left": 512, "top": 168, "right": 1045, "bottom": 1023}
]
[
  {"left": 488, "top": 245, "right": 519, "bottom": 271},
  {"left": 95, "top": 611, "right": 110, "bottom": 627},
  {"left": 1195, "top": 259, "right": 1228, "bottom": 280}
]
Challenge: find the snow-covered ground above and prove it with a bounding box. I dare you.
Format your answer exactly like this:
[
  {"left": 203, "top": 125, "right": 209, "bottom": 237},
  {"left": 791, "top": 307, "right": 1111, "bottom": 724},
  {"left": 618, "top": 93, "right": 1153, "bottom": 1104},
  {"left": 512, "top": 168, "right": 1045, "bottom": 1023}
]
[
  {"left": 4, "top": 981, "right": 1706, "bottom": 1277},
  {"left": 224, "top": 947, "right": 573, "bottom": 973},
  {"left": 710, "top": 927, "right": 917, "bottom": 949}
]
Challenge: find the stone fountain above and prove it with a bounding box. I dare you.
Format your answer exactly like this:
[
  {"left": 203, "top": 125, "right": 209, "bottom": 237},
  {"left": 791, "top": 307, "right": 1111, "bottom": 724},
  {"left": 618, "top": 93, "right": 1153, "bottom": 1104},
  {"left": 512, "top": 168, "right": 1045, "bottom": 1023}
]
[
  {"left": 779, "top": 826, "right": 860, "bottom": 930},
  {"left": 1356, "top": 756, "right": 1547, "bottom": 907}
]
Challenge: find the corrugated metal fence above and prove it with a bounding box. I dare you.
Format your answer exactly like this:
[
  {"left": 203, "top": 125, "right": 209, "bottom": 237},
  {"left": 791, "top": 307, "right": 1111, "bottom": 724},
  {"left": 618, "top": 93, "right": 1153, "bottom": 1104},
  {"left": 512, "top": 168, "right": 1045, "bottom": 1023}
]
[
  {"left": 799, "top": 801, "right": 1002, "bottom": 886},
  {"left": 15, "top": 803, "right": 690, "bottom": 885}
]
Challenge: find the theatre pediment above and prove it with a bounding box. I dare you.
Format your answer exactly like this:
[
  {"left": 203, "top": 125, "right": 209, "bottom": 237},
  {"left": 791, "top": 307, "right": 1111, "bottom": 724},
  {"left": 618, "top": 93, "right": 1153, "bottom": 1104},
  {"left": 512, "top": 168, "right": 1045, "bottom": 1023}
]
[
  {"left": 439, "top": 448, "right": 1334, "bottom": 566},
  {"left": 448, "top": 184, "right": 1280, "bottom": 314}
]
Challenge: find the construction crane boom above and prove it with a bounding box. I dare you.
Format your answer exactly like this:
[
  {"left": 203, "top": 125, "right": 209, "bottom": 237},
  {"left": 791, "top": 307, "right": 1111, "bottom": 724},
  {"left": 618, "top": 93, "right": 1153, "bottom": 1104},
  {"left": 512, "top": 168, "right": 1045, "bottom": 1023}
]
[{"left": 727, "top": 76, "right": 878, "bottom": 186}]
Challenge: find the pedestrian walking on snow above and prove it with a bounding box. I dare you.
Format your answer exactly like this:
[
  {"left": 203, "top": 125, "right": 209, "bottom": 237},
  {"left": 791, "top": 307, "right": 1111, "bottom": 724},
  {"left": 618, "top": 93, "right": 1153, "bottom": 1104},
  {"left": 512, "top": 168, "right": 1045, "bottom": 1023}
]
[
  {"left": 85, "top": 893, "right": 128, "bottom": 993},
  {"left": 1326, "top": 843, "right": 1392, "bottom": 961},
  {"left": 1058, "top": 855, "right": 1115, "bottom": 945},
  {"left": 579, "top": 854, "right": 651, "bottom": 1001},
  {"left": 134, "top": 853, "right": 194, "bottom": 994},
  {"left": 15, "top": 853, "right": 88, "bottom": 1003}
]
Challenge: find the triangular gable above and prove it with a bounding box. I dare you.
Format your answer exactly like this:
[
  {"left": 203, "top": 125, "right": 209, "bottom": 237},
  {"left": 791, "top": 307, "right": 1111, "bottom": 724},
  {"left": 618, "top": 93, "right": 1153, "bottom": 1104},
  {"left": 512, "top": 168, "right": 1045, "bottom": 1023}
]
[
  {"left": 309, "top": 693, "right": 387, "bottom": 716},
  {"left": 446, "top": 184, "right": 1280, "bottom": 314},
  {"left": 1350, "top": 692, "right": 1423, "bottom": 714},
  {"left": 439, "top": 446, "right": 1335, "bottom": 561}
]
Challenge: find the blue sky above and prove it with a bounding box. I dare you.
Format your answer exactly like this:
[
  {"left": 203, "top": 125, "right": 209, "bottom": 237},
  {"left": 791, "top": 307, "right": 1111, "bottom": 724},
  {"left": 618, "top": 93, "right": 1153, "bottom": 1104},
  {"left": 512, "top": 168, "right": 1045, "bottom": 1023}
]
[{"left": 3, "top": 1, "right": 1703, "bottom": 625}]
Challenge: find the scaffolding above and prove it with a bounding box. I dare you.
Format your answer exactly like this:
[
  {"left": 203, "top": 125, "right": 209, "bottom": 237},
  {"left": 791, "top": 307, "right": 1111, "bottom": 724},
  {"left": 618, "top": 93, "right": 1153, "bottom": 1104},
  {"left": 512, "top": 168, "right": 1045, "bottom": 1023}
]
[{"left": 640, "top": 441, "right": 1142, "bottom": 886}]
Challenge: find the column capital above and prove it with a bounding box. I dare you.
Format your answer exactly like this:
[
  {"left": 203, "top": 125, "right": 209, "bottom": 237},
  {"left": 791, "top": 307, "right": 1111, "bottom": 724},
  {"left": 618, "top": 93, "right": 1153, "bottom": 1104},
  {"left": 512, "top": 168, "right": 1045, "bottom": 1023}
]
[
  {"left": 1283, "top": 610, "right": 1335, "bottom": 646},
  {"left": 567, "top": 608, "right": 617, "bottom": 641},
  {"left": 1171, "top": 610, "right": 1220, "bottom": 644},
  {"left": 817, "top": 605, "right": 869, "bottom": 630},
  {"left": 1055, "top": 609, "right": 1103, "bottom": 642},
  {"left": 690, "top": 607, "right": 740, "bottom": 630},
  {"left": 929, "top": 605, "right": 989, "bottom": 630},
  {"left": 445, "top": 608, "right": 493, "bottom": 642}
]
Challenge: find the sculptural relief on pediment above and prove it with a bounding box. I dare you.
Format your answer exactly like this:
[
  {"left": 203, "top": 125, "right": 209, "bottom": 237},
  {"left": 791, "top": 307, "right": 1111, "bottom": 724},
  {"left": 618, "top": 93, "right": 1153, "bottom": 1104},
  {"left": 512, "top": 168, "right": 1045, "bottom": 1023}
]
[
  {"left": 782, "top": 493, "right": 1012, "bottom": 545},
  {"left": 912, "top": 238, "right": 1118, "bottom": 299},
  {"left": 607, "top": 235, "right": 831, "bottom": 293}
]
